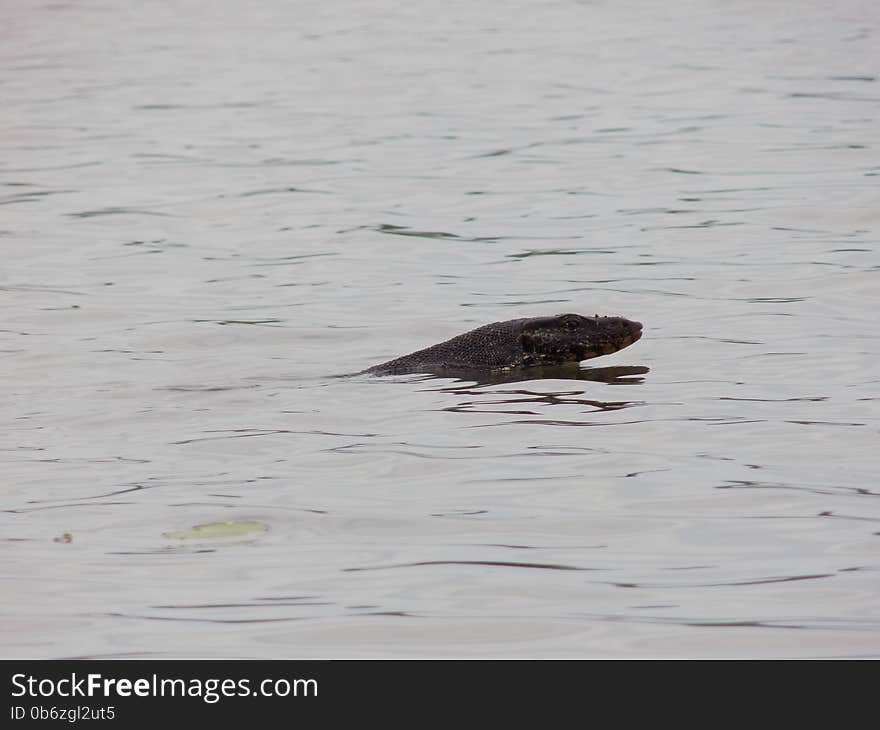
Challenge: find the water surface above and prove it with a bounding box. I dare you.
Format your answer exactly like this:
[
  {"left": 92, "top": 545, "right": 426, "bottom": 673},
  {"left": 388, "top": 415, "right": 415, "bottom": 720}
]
[{"left": 2, "top": 0, "right": 879, "bottom": 658}]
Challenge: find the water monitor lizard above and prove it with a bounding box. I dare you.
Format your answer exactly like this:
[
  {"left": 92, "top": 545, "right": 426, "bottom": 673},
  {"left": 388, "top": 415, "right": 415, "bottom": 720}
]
[{"left": 365, "top": 313, "right": 642, "bottom": 375}]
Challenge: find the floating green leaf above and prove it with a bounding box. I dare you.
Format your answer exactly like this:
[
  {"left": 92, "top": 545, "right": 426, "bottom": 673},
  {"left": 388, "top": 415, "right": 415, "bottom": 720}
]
[{"left": 163, "top": 520, "right": 269, "bottom": 540}]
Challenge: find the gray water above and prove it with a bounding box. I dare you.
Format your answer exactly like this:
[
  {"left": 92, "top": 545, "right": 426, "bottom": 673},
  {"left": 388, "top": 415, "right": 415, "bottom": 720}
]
[{"left": 2, "top": 0, "right": 879, "bottom": 658}]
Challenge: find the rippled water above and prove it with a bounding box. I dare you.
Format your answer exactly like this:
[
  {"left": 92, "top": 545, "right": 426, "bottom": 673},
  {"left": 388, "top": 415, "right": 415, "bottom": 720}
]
[{"left": 2, "top": 0, "right": 879, "bottom": 658}]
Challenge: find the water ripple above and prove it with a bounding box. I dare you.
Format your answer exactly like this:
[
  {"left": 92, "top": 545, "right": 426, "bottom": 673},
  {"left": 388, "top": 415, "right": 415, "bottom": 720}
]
[{"left": 344, "top": 560, "right": 596, "bottom": 573}]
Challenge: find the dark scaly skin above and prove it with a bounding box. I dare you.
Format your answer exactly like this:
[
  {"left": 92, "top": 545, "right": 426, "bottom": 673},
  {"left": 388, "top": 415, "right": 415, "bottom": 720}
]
[{"left": 365, "top": 313, "right": 643, "bottom": 375}]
